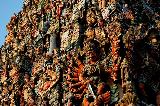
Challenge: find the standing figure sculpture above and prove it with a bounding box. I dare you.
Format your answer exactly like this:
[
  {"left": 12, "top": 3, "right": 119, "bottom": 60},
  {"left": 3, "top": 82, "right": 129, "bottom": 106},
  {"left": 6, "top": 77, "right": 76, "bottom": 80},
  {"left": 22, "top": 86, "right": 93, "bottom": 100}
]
[{"left": 133, "top": 28, "right": 160, "bottom": 105}]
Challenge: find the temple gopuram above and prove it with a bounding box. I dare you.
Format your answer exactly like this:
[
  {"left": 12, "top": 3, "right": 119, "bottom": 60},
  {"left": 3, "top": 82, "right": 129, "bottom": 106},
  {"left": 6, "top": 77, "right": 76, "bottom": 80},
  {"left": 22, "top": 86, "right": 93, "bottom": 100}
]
[{"left": 0, "top": 0, "right": 160, "bottom": 106}]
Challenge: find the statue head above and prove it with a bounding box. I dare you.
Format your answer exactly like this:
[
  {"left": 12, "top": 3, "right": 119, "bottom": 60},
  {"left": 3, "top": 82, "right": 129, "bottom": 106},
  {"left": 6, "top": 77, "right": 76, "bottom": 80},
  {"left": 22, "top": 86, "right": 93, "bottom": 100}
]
[
  {"left": 84, "top": 40, "right": 100, "bottom": 62},
  {"left": 147, "top": 28, "right": 159, "bottom": 46},
  {"left": 86, "top": 8, "right": 97, "bottom": 26}
]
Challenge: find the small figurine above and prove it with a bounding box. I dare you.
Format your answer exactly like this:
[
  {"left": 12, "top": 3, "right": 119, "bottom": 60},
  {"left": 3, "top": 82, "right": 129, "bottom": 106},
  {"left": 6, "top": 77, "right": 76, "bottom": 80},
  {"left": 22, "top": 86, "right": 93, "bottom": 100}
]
[
  {"left": 86, "top": 8, "right": 97, "bottom": 26},
  {"left": 117, "top": 82, "right": 138, "bottom": 106},
  {"left": 98, "top": 0, "right": 106, "bottom": 9}
]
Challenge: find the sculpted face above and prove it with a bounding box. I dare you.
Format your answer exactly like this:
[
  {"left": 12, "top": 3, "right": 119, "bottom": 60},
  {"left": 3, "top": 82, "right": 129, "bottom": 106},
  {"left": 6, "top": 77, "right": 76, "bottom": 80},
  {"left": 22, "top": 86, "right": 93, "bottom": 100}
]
[
  {"left": 86, "top": 50, "right": 96, "bottom": 62},
  {"left": 150, "top": 36, "right": 158, "bottom": 45},
  {"left": 151, "top": 38, "right": 157, "bottom": 43},
  {"left": 86, "top": 9, "right": 96, "bottom": 26},
  {"left": 24, "top": 73, "right": 30, "bottom": 82},
  {"left": 148, "top": 29, "right": 159, "bottom": 46}
]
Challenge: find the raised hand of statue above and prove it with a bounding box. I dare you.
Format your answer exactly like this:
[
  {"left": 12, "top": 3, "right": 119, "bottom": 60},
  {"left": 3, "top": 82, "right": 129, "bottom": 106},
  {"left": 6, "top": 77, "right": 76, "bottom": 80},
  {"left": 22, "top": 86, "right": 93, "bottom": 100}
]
[
  {"left": 93, "top": 91, "right": 111, "bottom": 105},
  {"left": 101, "top": 91, "right": 110, "bottom": 104},
  {"left": 74, "top": 93, "right": 83, "bottom": 100},
  {"left": 93, "top": 97, "right": 101, "bottom": 106}
]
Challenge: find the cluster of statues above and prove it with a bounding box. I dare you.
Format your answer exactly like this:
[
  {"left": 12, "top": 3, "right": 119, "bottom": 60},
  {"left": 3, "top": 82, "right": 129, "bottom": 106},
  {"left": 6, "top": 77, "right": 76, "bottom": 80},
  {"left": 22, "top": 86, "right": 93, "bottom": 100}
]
[{"left": 0, "top": 0, "right": 160, "bottom": 105}]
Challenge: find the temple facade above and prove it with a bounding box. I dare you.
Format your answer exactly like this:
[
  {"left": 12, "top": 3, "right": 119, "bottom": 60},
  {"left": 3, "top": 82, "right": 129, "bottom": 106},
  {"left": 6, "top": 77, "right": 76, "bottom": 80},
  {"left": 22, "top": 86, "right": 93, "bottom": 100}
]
[{"left": 0, "top": 0, "right": 160, "bottom": 105}]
